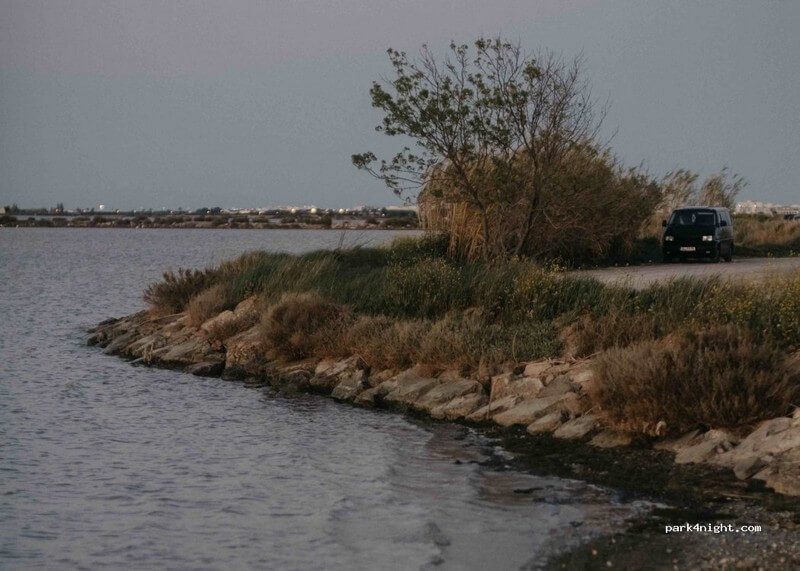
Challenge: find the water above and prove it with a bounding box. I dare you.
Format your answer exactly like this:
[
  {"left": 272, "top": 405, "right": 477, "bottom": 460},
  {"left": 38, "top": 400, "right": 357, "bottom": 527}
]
[{"left": 0, "top": 228, "right": 651, "bottom": 570}]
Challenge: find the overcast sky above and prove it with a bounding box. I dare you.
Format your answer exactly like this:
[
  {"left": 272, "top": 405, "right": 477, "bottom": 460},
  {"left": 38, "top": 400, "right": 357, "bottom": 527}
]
[{"left": 1, "top": 0, "right": 798, "bottom": 209}]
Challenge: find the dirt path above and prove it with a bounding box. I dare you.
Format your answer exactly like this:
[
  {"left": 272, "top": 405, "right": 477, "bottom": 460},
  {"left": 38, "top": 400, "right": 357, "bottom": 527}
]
[{"left": 573, "top": 256, "right": 800, "bottom": 289}]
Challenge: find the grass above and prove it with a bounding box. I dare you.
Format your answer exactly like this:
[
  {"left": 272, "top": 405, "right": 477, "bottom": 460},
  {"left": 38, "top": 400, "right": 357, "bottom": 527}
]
[{"left": 142, "top": 235, "right": 800, "bottom": 430}]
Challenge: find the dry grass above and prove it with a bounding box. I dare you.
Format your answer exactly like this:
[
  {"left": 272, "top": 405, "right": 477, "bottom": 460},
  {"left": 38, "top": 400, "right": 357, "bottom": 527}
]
[
  {"left": 344, "top": 315, "right": 427, "bottom": 370},
  {"left": 559, "top": 313, "right": 661, "bottom": 357},
  {"left": 144, "top": 267, "right": 219, "bottom": 315},
  {"left": 260, "top": 292, "right": 351, "bottom": 361},
  {"left": 735, "top": 216, "right": 800, "bottom": 256},
  {"left": 186, "top": 284, "right": 234, "bottom": 328},
  {"left": 590, "top": 326, "right": 800, "bottom": 436}
]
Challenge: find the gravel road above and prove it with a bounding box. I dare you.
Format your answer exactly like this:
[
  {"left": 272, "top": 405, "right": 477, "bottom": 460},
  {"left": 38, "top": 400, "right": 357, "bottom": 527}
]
[{"left": 573, "top": 256, "right": 800, "bottom": 289}]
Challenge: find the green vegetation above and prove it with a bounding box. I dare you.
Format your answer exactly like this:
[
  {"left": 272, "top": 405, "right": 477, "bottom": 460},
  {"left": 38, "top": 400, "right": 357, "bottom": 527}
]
[
  {"left": 137, "top": 35, "right": 800, "bottom": 434},
  {"left": 143, "top": 237, "right": 800, "bottom": 420}
]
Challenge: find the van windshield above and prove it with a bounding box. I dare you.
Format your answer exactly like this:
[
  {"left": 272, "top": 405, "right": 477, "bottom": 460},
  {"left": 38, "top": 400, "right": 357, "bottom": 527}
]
[{"left": 669, "top": 210, "right": 717, "bottom": 227}]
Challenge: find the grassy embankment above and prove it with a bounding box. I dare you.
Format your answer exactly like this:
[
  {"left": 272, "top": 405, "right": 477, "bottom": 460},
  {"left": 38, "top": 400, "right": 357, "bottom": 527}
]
[{"left": 143, "top": 235, "right": 800, "bottom": 437}]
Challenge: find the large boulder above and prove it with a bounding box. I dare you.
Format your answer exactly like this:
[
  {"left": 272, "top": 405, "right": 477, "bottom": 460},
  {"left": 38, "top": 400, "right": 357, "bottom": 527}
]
[
  {"left": 589, "top": 430, "right": 634, "bottom": 449},
  {"left": 311, "top": 356, "right": 368, "bottom": 392},
  {"left": 152, "top": 337, "right": 219, "bottom": 366},
  {"left": 466, "top": 395, "right": 520, "bottom": 423},
  {"left": 490, "top": 374, "right": 543, "bottom": 402},
  {"left": 713, "top": 417, "right": 799, "bottom": 469},
  {"left": 416, "top": 379, "right": 484, "bottom": 413},
  {"left": 764, "top": 448, "right": 800, "bottom": 496},
  {"left": 674, "top": 429, "right": 740, "bottom": 465},
  {"left": 537, "top": 374, "right": 577, "bottom": 398},
  {"left": 553, "top": 414, "right": 599, "bottom": 440},
  {"left": 331, "top": 370, "right": 369, "bottom": 402},
  {"left": 430, "top": 393, "right": 488, "bottom": 420},
  {"left": 492, "top": 393, "right": 575, "bottom": 427},
  {"left": 224, "top": 325, "right": 269, "bottom": 377},
  {"left": 522, "top": 361, "right": 551, "bottom": 378},
  {"left": 384, "top": 376, "right": 440, "bottom": 408},
  {"left": 526, "top": 412, "right": 563, "bottom": 434}
]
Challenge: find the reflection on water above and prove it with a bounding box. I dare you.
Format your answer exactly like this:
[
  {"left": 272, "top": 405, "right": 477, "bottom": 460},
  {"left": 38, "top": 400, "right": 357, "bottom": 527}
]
[{"left": 0, "top": 229, "right": 650, "bottom": 569}]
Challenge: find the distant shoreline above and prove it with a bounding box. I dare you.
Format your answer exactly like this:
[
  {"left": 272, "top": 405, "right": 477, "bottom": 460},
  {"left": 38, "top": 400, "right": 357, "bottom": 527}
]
[{"left": 0, "top": 213, "right": 419, "bottom": 231}]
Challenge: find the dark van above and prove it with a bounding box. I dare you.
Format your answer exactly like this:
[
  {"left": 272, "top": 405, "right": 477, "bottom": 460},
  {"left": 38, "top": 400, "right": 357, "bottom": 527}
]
[{"left": 662, "top": 206, "right": 734, "bottom": 262}]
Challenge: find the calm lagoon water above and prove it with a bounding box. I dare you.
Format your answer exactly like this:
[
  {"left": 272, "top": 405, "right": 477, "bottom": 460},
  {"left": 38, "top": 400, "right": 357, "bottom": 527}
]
[{"left": 0, "top": 228, "right": 650, "bottom": 570}]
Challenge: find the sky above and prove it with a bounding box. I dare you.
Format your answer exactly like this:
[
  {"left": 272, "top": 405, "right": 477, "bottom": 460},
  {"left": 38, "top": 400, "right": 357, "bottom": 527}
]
[{"left": 1, "top": 0, "right": 798, "bottom": 210}]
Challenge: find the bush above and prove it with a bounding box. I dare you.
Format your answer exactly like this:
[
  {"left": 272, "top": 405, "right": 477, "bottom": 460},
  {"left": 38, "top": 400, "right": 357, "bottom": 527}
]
[
  {"left": 143, "top": 267, "right": 219, "bottom": 314},
  {"left": 260, "top": 292, "right": 350, "bottom": 360},
  {"left": 344, "top": 315, "right": 427, "bottom": 370},
  {"left": 186, "top": 284, "right": 235, "bottom": 327},
  {"left": 591, "top": 326, "right": 800, "bottom": 436}
]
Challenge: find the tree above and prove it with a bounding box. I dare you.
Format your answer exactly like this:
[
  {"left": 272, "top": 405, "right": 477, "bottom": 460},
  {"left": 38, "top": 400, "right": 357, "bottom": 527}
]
[{"left": 353, "top": 38, "right": 605, "bottom": 260}]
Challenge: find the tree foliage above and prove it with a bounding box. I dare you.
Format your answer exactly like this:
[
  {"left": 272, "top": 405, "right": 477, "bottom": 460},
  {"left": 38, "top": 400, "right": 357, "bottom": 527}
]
[{"left": 353, "top": 38, "right": 662, "bottom": 260}]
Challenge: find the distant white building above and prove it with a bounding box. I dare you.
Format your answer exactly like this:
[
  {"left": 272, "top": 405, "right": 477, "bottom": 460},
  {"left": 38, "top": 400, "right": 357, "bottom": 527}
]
[{"left": 734, "top": 200, "right": 797, "bottom": 215}]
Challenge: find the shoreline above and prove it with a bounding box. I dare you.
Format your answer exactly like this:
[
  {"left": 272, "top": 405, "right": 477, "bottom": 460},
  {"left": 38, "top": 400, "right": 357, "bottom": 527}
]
[
  {"left": 87, "top": 304, "right": 800, "bottom": 500},
  {"left": 88, "top": 305, "right": 800, "bottom": 568}
]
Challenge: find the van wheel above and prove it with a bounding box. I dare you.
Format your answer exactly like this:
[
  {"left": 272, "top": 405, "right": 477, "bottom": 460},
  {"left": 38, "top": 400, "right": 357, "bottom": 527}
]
[
  {"left": 724, "top": 243, "right": 733, "bottom": 263},
  {"left": 710, "top": 245, "right": 721, "bottom": 263},
  {"left": 663, "top": 254, "right": 673, "bottom": 264}
]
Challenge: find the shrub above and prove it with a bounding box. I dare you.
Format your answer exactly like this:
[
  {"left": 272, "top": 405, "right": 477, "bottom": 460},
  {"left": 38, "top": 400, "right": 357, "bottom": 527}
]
[
  {"left": 186, "top": 284, "right": 236, "bottom": 328},
  {"left": 344, "top": 315, "right": 428, "bottom": 370},
  {"left": 260, "top": 292, "right": 350, "bottom": 360},
  {"left": 591, "top": 326, "right": 800, "bottom": 436},
  {"left": 143, "top": 267, "right": 219, "bottom": 314}
]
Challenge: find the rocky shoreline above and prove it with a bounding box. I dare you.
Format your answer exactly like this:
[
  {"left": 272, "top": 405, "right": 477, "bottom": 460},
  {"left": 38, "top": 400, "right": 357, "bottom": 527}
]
[{"left": 88, "top": 296, "right": 800, "bottom": 499}]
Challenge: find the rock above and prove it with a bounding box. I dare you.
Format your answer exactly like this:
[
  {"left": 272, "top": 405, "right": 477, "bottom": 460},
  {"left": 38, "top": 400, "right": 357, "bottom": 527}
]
[
  {"left": 674, "top": 429, "right": 740, "bottom": 465},
  {"left": 570, "top": 367, "right": 596, "bottom": 394},
  {"left": 102, "top": 330, "right": 140, "bottom": 355},
  {"left": 554, "top": 414, "right": 598, "bottom": 440},
  {"left": 546, "top": 362, "right": 573, "bottom": 376},
  {"left": 537, "top": 374, "right": 576, "bottom": 398},
  {"left": 765, "top": 448, "right": 800, "bottom": 496},
  {"left": 384, "top": 376, "right": 440, "bottom": 407},
  {"left": 526, "top": 412, "right": 563, "bottom": 434},
  {"left": 185, "top": 360, "right": 225, "bottom": 377},
  {"left": 416, "top": 379, "right": 483, "bottom": 413},
  {"left": 367, "top": 369, "right": 396, "bottom": 388},
  {"left": 125, "top": 333, "right": 167, "bottom": 359},
  {"left": 466, "top": 395, "right": 520, "bottom": 423},
  {"left": 653, "top": 430, "right": 703, "bottom": 452},
  {"left": 314, "top": 359, "right": 337, "bottom": 376},
  {"left": 713, "top": 418, "right": 799, "bottom": 469},
  {"left": 490, "top": 375, "right": 543, "bottom": 402},
  {"left": 200, "top": 310, "right": 235, "bottom": 334},
  {"left": 331, "top": 370, "right": 368, "bottom": 402},
  {"left": 154, "top": 336, "right": 219, "bottom": 366},
  {"left": 233, "top": 296, "right": 258, "bottom": 318},
  {"left": 523, "top": 361, "right": 551, "bottom": 378},
  {"left": 224, "top": 325, "right": 269, "bottom": 377},
  {"left": 589, "top": 430, "right": 634, "bottom": 449},
  {"left": 353, "top": 386, "right": 382, "bottom": 406},
  {"left": 493, "top": 394, "right": 574, "bottom": 427},
  {"left": 733, "top": 454, "right": 772, "bottom": 480},
  {"left": 309, "top": 356, "right": 367, "bottom": 392},
  {"left": 431, "top": 393, "right": 488, "bottom": 420}
]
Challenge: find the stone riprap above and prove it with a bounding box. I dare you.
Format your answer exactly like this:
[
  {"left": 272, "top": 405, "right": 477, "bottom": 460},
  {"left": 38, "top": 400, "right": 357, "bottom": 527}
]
[{"left": 88, "top": 300, "right": 800, "bottom": 497}]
